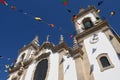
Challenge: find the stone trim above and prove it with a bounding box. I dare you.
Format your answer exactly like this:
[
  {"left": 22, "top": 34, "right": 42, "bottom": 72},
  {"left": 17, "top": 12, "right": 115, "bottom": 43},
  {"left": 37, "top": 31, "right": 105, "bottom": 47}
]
[
  {"left": 75, "top": 20, "right": 110, "bottom": 42},
  {"left": 19, "top": 43, "right": 39, "bottom": 53},
  {"left": 35, "top": 52, "right": 50, "bottom": 61},
  {"left": 22, "top": 69, "right": 27, "bottom": 80},
  {"left": 38, "top": 42, "right": 56, "bottom": 53},
  {"left": 73, "top": 6, "right": 96, "bottom": 22},
  {"left": 55, "top": 42, "right": 70, "bottom": 52},
  {"left": 81, "top": 41, "right": 94, "bottom": 80},
  {"left": 74, "top": 55, "right": 85, "bottom": 80},
  {"left": 31, "top": 54, "right": 50, "bottom": 80},
  {"left": 96, "top": 53, "right": 114, "bottom": 72},
  {"left": 58, "top": 54, "right": 64, "bottom": 80},
  {"left": 104, "top": 29, "right": 120, "bottom": 54}
]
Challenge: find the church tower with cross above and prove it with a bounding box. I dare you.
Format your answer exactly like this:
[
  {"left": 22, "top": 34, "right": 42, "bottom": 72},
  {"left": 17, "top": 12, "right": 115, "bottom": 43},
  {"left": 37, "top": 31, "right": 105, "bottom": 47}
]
[{"left": 7, "top": 6, "right": 120, "bottom": 80}]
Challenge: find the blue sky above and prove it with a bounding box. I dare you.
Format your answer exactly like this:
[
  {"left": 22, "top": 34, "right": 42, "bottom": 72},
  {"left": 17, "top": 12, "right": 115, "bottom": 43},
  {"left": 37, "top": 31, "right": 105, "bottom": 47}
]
[{"left": 0, "top": 0, "right": 120, "bottom": 79}]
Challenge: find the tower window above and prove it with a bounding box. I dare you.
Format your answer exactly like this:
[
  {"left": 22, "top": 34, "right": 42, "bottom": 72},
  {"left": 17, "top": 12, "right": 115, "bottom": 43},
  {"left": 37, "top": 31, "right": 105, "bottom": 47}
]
[
  {"left": 82, "top": 17, "right": 93, "bottom": 30},
  {"left": 34, "top": 59, "right": 48, "bottom": 80},
  {"left": 96, "top": 53, "right": 114, "bottom": 71}
]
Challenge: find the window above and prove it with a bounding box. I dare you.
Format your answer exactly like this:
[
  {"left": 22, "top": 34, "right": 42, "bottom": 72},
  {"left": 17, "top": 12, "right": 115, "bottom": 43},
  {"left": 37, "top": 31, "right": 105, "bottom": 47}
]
[
  {"left": 82, "top": 17, "right": 93, "bottom": 30},
  {"left": 34, "top": 59, "right": 48, "bottom": 80},
  {"left": 97, "top": 53, "right": 114, "bottom": 71},
  {"left": 100, "top": 56, "right": 110, "bottom": 68},
  {"left": 21, "top": 53, "right": 25, "bottom": 61}
]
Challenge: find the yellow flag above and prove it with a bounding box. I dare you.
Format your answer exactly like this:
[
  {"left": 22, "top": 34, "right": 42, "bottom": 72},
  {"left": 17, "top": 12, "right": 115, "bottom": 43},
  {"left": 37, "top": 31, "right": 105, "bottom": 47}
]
[{"left": 34, "top": 17, "right": 42, "bottom": 21}]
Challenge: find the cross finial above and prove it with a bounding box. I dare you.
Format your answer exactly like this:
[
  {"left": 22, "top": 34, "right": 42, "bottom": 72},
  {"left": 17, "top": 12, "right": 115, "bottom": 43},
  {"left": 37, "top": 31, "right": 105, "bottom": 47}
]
[
  {"left": 73, "top": 37, "right": 78, "bottom": 49},
  {"left": 59, "top": 35, "right": 64, "bottom": 44},
  {"left": 79, "top": 8, "right": 85, "bottom": 13},
  {"left": 32, "top": 35, "right": 39, "bottom": 45},
  {"left": 46, "top": 35, "right": 50, "bottom": 42}
]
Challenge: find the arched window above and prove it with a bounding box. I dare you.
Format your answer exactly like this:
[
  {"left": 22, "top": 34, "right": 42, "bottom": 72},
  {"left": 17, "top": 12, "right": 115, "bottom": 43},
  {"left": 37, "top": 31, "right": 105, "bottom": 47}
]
[
  {"left": 21, "top": 53, "right": 25, "bottom": 60},
  {"left": 34, "top": 59, "right": 48, "bottom": 80},
  {"left": 97, "top": 53, "right": 114, "bottom": 71},
  {"left": 82, "top": 17, "right": 93, "bottom": 30},
  {"left": 100, "top": 56, "right": 110, "bottom": 68}
]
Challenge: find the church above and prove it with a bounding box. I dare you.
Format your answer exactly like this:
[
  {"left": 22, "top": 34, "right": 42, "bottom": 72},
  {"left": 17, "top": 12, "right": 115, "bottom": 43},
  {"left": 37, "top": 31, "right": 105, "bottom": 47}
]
[{"left": 7, "top": 6, "right": 120, "bottom": 80}]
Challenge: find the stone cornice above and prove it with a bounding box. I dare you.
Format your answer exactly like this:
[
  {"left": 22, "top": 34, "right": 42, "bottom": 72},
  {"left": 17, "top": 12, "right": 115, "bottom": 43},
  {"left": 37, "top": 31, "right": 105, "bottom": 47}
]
[
  {"left": 72, "top": 48, "right": 84, "bottom": 59},
  {"left": 73, "top": 6, "right": 96, "bottom": 22},
  {"left": 75, "top": 20, "right": 110, "bottom": 42},
  {"left": 19, "top": 42, "right": 39, "bottom": 53},
  {"left": 55, "top": 42, "right": 71, "bottom": 51},
  {"left": 35, "top": 52, "right": 51, "bottom": 61}
]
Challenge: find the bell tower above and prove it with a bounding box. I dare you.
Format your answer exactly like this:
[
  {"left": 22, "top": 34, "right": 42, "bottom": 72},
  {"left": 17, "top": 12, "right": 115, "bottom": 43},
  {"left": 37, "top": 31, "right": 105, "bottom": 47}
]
[{"left": 73, "top": 6, "right": 120, "bottom": 80}]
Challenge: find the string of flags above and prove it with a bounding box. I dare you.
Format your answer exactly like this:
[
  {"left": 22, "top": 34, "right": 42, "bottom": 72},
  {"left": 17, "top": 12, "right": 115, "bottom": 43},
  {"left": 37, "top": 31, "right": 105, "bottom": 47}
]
[
  {"left": 0, "top": 0, "right": 55, "bottom": 28},
  {"left": 0, "top": 55, "right": 14, "bottom": 73},
  {"left": 0, "top": 0, "right": 118, "bottom": 39},
  {"left": 0, "top": 0, "right": 119, "bottom": 76}
]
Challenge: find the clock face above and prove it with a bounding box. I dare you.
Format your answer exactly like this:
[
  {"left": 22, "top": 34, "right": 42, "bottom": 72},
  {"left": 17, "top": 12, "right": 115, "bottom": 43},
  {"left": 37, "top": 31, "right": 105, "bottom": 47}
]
[{"left": 89, "top": 34, "right": 99, "bottom": 44}]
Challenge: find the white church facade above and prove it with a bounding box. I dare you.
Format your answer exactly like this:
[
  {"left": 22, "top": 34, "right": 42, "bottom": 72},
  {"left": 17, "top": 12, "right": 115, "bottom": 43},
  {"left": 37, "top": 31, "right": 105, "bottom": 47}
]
[{"left": 7, "top": 6, "right": 120, "bottom": 80}]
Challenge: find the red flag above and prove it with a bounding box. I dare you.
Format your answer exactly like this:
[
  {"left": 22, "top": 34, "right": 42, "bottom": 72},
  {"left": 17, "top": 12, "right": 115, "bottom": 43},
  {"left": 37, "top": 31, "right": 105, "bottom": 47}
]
[
  {"left": 61, "top": 0, "right": 68, "bottom": 6},
  {"left": 69, "top": 34, "right": 73, "bottom": 38},
  {"left": 10, "top": 6, "right": 17, "bottom": 10},
  {"left": 63, "top": 2, "right": 68, "bottom": 6},
  {"left": 48, "top": 24, "right": 55, "bottom": 27},
  {"left": 0, "top": 0, "right": 8, "bottom": 5}
]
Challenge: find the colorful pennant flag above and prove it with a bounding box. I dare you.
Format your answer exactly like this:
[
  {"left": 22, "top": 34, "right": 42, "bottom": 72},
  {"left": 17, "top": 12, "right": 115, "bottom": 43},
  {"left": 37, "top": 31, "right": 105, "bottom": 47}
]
[
  {"left": 98, "top": 1, "right": 104, "bottom": 6},
  {"left": 110, "top": 11, "right": 115, "bottom": 16},
  {"left": 48, "top": 24, "right": 55, "bottom": 27},
  {"left": 10, "top": 6, "right": 17, "bottom": 10},
  {"left": 34, "top": 17, "right": 42, "bottom": 21},
  {"left": 67, "top": 9, "right": 71, "bottom": 13},
  {"left": 0, "top": 0, "right": 8, "bottom": 6},
  {"left": 61, "top": 0, "right": 68, "bottom": 6}
]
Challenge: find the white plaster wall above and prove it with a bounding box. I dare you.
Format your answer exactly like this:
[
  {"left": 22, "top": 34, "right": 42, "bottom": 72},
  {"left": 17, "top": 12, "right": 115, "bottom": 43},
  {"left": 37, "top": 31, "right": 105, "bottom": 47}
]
[
  {"left": 47, "top": 52, "right": 59, "bottom": 80},
  {"left": 24, "top": 61, "right": 36, "bottom": 80},
  {"left": 75, "top": 12, "right": 97, "bottom": 33},
  {"left": 63, "top": 56, "right": 77, "bottom": 80},
  {"left": 84, "top": 32, "right": 120, "bottom": 80}
]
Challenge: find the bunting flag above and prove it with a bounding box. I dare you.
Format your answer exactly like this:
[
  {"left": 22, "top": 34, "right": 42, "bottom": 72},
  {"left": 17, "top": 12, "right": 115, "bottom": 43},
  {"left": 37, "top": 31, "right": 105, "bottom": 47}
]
[
  {"left": 34, "top": 17, "right": 42, "bottom": 21},
  {"left": 10, "top": 6, "right": 17, "bottom": 10},
  {"left": 69, "top": 34, "right": 73, "bottom": 38},
  {"left": 48, "top": 24, "right": 55, "bottom": 27},
  {"left": 61, "top": 0, "right": 68, "bottom": 6},
  {"left": 0, "top": 56, "right": 2, "bottom": 58},
  {"left": 110, "top": 11, "right": 115, "bottom": 16},
  {"left": 72, "top": 15, "right": 78, "bottom": 21},
  {"left": 0, "top": 0, "right": 8, "bottom": 6},
  {"left": 4, "top": 70, "right": 7, "bottom": 72},
  {"left": 5, "top": 64, "right": 9, "bottom": 69},
  {"left": 67, "top": 9, "right": 72, "bottom": 13},
  {"left": 98, "top": 1, "right": 104, "bottom": 6},
  {"left": 96, "top": 9, "right": 101, "bottom": 13}
]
